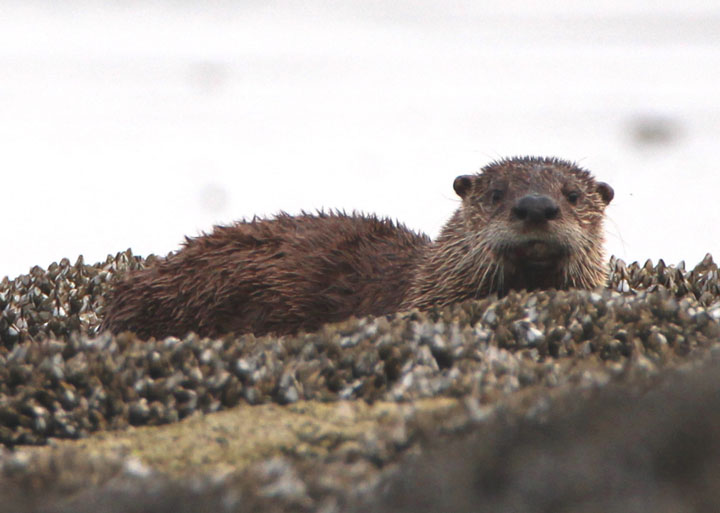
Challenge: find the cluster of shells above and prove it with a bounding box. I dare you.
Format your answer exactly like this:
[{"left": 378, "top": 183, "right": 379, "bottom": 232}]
[
  {"left": 0, "top": 251, "right": 151, "bottom": 349},
  {"left": 0, "top": 252, "right": 719, "bottom": 446},
  {"left": 607, "top": 253, "right": 719, "bottom": 303}
]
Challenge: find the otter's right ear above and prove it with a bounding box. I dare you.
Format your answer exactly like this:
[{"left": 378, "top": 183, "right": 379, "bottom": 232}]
[
  {"left": 453, "top": 175, "right": 474, "bottom": 199},
  {"left": 596, "top": 182, "right": 614, "bottom": 205}
]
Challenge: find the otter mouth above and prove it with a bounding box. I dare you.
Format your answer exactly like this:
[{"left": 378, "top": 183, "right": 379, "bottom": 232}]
[{"left": 508, "top": 239, "right": 566, "bottom": 268}]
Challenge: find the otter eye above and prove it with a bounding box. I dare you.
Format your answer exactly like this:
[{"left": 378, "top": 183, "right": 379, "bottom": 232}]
[
  {"left": 566, "top": 190, "right": 581, "bottom": 205},
  {"left": 490, "top": 189, "right": 505, "bottom": 203}
]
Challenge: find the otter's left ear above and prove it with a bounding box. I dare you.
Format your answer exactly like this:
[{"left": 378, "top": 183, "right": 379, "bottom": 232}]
[
  {"left": 453, "top": 175, "right": 474, "bottom": 199},
  {"left": 596, "top": 182, "right": 614, "bottom": 205}
]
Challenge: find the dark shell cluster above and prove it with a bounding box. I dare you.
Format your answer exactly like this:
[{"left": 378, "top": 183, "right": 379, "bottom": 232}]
[
  {"left": 607, "top": 253, "right": 719, "bottom": 303},
  {"left": 0, "top": 251, "right": 151, "bottom": 349},
  {"left": 0, "top": 251, "right": 718, "bottom": 446}
]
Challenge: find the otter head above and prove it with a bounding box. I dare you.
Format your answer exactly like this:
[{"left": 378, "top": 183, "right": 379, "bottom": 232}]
[{"left": 453, "top": 156, "right": 614, "bottom": 292}]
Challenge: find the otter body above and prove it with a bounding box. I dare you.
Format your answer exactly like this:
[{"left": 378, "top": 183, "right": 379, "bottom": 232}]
[
  {"left": 101, "top": 213, "right": 429, "bottom": 338},
  {"left": 102, "top": 157, "right": 613, "bottom": 338}
]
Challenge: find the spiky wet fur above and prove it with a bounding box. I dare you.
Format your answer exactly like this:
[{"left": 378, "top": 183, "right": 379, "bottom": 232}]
[
  {"left": 101, "top": 211, "right": 429, "bottom": 338},
  {"left": 401, "top": 156, "right": 612, "bottom": 310}
]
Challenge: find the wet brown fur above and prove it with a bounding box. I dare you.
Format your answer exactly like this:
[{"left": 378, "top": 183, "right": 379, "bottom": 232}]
[
  {"left": 101, "top": 156, "right": 613, "bottom": 338},
  {"left": 401, "top": 156, "right": 614, "bottom": 310},
  {"left": 101, "top": 212, "right": 429, "bottom": 338}
]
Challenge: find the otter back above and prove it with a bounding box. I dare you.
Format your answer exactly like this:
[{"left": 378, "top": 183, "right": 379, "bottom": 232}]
[{"left": 101, "top": 212, "right": 429, "bottom": 338}]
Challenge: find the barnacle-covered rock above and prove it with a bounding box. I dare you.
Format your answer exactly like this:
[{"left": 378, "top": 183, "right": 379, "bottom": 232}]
[
  {"left": 1, "top": 252, "right": 720, "bottom": 512},
  {"left": 0, "top": 254, "right": 718, "bottom": 446},
  {"left": 607, "top": 254, "right": 720, "bottom": 303},
  {"left": 0, "top": 251, "right": 151, "bottom": 349}
]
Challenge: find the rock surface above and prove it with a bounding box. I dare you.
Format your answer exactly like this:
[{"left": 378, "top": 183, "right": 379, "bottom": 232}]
[{"left": 0, "top": 251, "right": 719, "bottom": 512}]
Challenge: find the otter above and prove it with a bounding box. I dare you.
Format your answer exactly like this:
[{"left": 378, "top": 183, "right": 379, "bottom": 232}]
[{"left": 101, "top": 156, "right": 613, "bottom": 338}]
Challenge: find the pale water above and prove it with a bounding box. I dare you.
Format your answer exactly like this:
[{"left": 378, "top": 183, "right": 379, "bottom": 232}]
[{"left": 2, "top": 1, "right": 719, "bottom": 279}]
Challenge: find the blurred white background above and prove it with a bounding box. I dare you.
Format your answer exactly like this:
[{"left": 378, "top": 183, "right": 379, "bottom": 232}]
[{"left": 2, "top": 1, "right": 719, "bottom": 279}]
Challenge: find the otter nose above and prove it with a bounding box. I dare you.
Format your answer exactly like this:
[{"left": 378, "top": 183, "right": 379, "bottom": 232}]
[{"left": 511, "top": 194, "right": 560, "bottom": 223}]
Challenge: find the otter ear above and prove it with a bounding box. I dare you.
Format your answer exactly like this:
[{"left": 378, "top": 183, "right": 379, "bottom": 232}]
[
  {"left": 596, "top": 182, "right": 614, "bottom": 205},
  {"left": 453, "top": 175, "right": 474, "bottom": 199}
]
